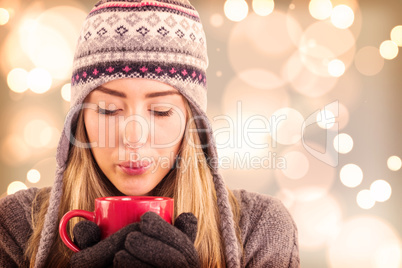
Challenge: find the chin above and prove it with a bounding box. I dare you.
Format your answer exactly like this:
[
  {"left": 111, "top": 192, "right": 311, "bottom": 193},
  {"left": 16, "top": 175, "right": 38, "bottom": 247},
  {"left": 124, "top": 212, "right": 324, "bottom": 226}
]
[{"left": 118, "top": 186, "right": 153, "bottom": 197}]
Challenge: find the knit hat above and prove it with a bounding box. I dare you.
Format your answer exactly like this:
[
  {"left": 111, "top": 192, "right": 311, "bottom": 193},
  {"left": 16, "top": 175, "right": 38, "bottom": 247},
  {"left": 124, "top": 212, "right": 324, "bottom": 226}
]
[{"left": 35, "top": 1, "right": 241, "bottom": 267}]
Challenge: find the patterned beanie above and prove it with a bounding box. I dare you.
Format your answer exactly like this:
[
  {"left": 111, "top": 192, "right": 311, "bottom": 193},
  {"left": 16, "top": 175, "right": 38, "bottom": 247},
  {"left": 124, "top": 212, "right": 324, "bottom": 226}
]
[{"left": 35, "top": 0, "right": 241, "bottom": 267}]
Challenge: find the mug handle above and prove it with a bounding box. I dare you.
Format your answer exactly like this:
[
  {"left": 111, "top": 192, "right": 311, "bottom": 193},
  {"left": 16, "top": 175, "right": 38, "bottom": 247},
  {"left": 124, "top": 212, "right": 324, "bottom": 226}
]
[{"left": 59, "top": 210, "right": 95, "bottom": 252}]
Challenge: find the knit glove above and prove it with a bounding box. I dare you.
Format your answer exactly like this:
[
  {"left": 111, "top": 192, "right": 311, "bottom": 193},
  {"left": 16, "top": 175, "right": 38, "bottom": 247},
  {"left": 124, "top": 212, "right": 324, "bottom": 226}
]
[
  {"left": 113, "top": 212, "right": 200, "bottom": 268},
  {"left": 70, "top": 220, "right": 140, "bottom": 268}
]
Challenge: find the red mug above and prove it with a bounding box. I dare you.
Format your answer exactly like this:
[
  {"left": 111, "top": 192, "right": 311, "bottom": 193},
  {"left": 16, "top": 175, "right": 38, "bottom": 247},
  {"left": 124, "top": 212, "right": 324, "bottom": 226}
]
[{"left": 59, "top": 196, "right": 174, "bottom": 252}]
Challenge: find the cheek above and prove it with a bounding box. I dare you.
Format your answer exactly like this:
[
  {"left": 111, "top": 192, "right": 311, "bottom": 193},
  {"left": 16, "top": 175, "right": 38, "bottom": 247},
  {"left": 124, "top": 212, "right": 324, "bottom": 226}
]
[
  {"left": 84, "top": 112, "right": 118, "bottom": 145},
  {"left": 152, "top": 114, "right": 186, "bottom": 147}
]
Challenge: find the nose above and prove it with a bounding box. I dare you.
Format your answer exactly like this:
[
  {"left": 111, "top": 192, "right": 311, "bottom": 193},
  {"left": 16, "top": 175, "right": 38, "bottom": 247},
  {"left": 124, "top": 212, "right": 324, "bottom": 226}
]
[{"left": 119, "top": 114, "right": 149, "bottom": 149}]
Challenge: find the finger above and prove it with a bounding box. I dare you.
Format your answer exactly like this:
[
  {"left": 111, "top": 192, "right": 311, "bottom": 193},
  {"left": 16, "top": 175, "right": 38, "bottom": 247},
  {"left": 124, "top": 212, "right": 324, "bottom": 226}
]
[
  {"left": 174, "top": 213, "right": 198, "bottom": 244},
  {"left": 114, "top": 250, "right": 154, "bottom": 268},
  {"left": 140, "top": 212, "right": 195, "bottom": 251},
  {"left": 70, "top": 222, "right": 140, "bottom": 268},
  {"left": 73, "top": 221, "right": 101, "bottom": 250},
  {"left": 124, "top": 231, "right": 190, "bottom": 268}
]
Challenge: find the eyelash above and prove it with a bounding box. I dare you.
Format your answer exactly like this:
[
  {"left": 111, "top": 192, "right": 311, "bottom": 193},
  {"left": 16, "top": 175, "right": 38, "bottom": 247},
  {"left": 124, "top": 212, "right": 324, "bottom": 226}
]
[{"left": 96, "top": 107, "right": 174, "bottom": 117}]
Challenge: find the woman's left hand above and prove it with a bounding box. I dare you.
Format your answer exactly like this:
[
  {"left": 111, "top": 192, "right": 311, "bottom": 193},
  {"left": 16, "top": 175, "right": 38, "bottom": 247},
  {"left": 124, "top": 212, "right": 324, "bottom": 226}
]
[{"left": 113, "top": 211, "right": 200, "bottom": 268}]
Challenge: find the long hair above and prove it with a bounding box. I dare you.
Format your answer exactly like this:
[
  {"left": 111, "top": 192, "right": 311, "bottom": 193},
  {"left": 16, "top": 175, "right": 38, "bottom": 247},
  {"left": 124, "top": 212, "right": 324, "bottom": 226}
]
[{"left": 26, "top": 99, "right": 242, "bottom": 267}]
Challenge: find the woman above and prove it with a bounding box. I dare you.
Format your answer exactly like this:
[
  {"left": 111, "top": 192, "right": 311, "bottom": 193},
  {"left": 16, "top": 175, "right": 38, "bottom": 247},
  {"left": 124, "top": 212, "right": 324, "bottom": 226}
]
[{"left": 0, "top": 0, "right": 299, "bottom": 267}]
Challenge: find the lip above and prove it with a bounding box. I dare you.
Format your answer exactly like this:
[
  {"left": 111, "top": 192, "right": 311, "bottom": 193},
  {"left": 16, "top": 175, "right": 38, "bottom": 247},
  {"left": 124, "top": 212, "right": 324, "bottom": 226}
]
[
  {"left": 118, "top": 161, "right": 152, "bottom": 176},
  {"left": 119, "top": 160, "right": 151, "bottom": 169}
]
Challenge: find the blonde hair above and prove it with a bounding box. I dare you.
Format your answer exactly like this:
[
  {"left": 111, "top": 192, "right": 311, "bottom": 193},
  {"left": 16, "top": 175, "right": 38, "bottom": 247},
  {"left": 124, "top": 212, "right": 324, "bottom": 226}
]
[{"left": 26, "top": 99, "right": 242, "bottom": 267}]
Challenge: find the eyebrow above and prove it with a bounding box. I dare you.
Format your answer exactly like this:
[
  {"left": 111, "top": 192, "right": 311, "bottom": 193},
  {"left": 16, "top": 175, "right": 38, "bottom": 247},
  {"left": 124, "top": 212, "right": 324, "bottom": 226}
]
[{"left": 94, "top": 86, "right": 181, "bottom": 98}]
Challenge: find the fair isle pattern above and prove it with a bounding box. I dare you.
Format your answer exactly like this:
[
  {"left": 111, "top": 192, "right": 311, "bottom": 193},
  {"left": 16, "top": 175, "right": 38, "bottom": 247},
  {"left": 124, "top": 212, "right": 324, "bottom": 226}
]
[
  {"left": 71, "top": 63, "right": 206, "bottom": 89},
  {"left": 73, "top": 10, "right": 207, "bottom": 64},
  {"left": 92, "top": 0, "right": 198, "bottom": 12},
  {"left": 90, "top": 1, "right": 200, "bottom": 18},
  {"left": 73, "top": 50, "right": 207, "bottom": 72},
  {"left": 71, "top": 70, "right": 208, "bottom": 113},
  {"left": 71, "top": 4, "right": 208, "bottom": 110},
  {"left": 35, "top": 0, "right": 241, "bottom": 267}
]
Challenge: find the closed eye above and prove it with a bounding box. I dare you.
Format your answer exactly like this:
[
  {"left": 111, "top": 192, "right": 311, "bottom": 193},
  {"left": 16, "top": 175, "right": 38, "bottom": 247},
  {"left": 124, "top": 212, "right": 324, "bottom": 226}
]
[
  {"left": 96, "top": 107, "right": 118, "bottom": 115},
  {"left": 96, "top": 107, "right": 174, "bottom": 117},
  {"left": 151, "top": 109, "right": 174, "bottom": 117}
]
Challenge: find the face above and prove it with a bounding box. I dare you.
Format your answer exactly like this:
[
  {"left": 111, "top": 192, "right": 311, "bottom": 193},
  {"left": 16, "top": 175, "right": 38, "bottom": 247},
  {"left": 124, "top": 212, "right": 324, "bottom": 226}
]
[{"left": 83, "top": 78, "right": 187, "bottom": 196}]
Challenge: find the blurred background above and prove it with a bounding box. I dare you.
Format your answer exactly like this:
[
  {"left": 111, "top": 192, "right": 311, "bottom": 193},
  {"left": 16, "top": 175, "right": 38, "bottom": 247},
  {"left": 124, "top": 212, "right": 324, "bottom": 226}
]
[{"left": 0, "top": 0, "right": 401, "bottom": 267}]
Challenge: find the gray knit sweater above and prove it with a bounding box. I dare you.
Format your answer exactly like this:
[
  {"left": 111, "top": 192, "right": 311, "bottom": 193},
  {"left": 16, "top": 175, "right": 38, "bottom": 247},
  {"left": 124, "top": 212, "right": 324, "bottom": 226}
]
[{"left": 0, "top": 187, "right": 299, "bottom": 267}]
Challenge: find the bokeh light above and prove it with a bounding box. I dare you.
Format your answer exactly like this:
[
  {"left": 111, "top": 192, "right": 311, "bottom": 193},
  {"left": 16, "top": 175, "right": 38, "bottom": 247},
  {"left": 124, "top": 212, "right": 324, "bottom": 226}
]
[
  {"left": 327, "top": 216, "right": 402, "bottom": 268},
  {"left": 290, "top": 194, "right": 342, "bottom": 250},
  {"left": 281, "top": 151, "right": 309, "bottom": 179},
  {"left": 340, "top": 164, "right": 363, "bottom": 188},
  {"left": 324, "top": 102, "right": 349, "bottom": 130},
  {"left": 289, "top": 0, "right": 363, "bottom": 38},
  {"left": 0, "top": 2, "right": 401, "bottom": 267},
  {"left": 210, "top": 13, "right": 224, "bottom": 27},
  {"left": 271, "top": 107, "right": 305, "bottom": 145},
  {"left": 390, "top": 25, "right": 402, "bottom": 46},
  {"left": 331, "top": 5, "right": 355, "bottom": 29},
  {"left": 328, "top": 59, "right": 345, "bottom": 77},
  {"left": 354, "top": 46, "right": 384, "bottom": 76},
  {"left": 0, "top": 7, "right": 9, "bottom": 25},
  {"left": 0, "top": 0, "right": 21, "bottom": 17},
  {"left": 222, "top": 75, "right": 289, "bottom": 123},
  {"left": 214, "top": 109, "right": 276, "bottom": 194},
  {"left": 324, "top": 64, "right": 363, "bottom": 109},
  {"left": 27, "top": 169, "right": 41, "bottom": 183},
  {"left": 27, "top": 68, "right": 52, "bottom": 94},
  {"left": 7, "top": 68, "right": 28, "bottom": 93},
  {"left": 8, "top": 106, "right": 61, "bottom": 155},
  {"left": 333, "top": 133, "right": 353, "bottom": 154},
  {"left": 379, "top": 40, "right": 399, "bottom": 60},
  {"left": 256, "top": 11, "right": 300, "bottom": 56},
  {"left": 387, "top": 155, "right": 402, "bottom": 171},
  {"left": 374, "top": 242, "right": 402, "bottom": 268},
  {"left": 309, "top": 0, "right": 332, "bottom": 20},
  {"left": 19, "top": 18, "right": 38, "bottom": 35},
  {"left": 316, "top": 109, "right": 335, "bottom": 129},
  {"left": 252, "top": 0, "right": 274, "bottom": 16},
  {"left": 30, "top": 157, "right": 58, "bottom": 188},
  {"left": 1, "top": 135, "right": 32, "bottom": 166},
  {"left": 1, "top": 19, "right": 32, "bottom": 75},
  {"left": 224, "top": 0, "right": 249, "bottom": 22},
  {"left": 275, "top": 143, "right": 336, "bottom": 201},
  {"left": 239, "top": 69, "right": 285, "bottom": 90},
  {"left": 219, "top": 76, "right": 288, "bottom": 193},
  {"left": 298, "top": 21, "right": 356, "bottom": 77},
  {"left": 332, "top": 0, "right": 359, "bottom": 12},
  {"left": 23, "top": 119, "right": 51, "bottom": 148},
  {"left": 228, "top": 11, "right": 302, "bottom": 75},
  {"left": 283, "top": 51, "right": 338, "bottom": 97},
  {"left": 40, "top": 126, "right": 60, "bottom": 148},
  {"left": 370, "top": 180, "right": 392, "bottom": 202},
  {"left": 356, "top": 189, "right": 375, "bottom": 209},
  {"left": 61, "top": 83, "right": 71, "bottom": 102},
  {"left": 18, "top": 6, "right": 87, "bottom": 81},
  {"left": 7, "top": 181, "right": 27, "bottom": 195}
]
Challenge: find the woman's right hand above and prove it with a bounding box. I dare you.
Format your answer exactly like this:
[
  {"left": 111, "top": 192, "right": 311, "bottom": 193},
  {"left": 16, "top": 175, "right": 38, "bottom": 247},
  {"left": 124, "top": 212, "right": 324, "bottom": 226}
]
[{"left": 70, "top": 221, "right": 140, "bottom": 268}]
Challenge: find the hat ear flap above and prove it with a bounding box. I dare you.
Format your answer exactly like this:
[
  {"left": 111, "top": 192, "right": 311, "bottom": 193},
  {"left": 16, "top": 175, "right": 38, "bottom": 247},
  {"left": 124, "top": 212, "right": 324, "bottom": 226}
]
[{"left": 189, "top": 106, "right": 219, "bottom": 173}]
